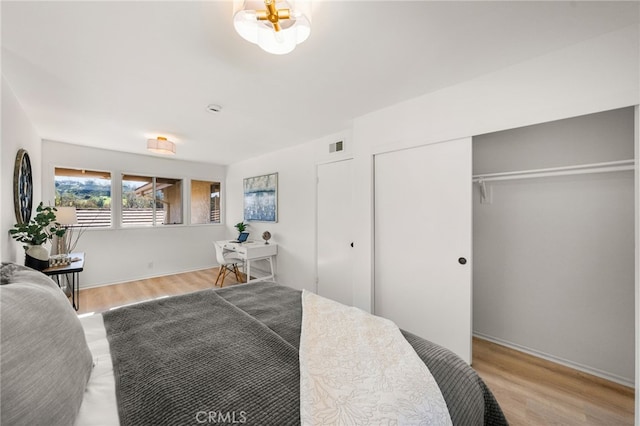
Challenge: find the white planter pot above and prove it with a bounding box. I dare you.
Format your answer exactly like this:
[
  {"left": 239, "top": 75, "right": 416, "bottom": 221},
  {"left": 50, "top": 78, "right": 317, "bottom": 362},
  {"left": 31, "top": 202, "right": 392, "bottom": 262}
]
[{"left": 25, "top": 245, "right": 49, "bottom": 271}]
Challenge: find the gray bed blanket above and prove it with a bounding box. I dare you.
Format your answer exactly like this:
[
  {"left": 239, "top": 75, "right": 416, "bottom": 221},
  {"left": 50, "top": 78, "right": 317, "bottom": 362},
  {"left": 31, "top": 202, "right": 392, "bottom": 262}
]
[{"left": 103, "top": 282, "right": 507, "bottom": 425}]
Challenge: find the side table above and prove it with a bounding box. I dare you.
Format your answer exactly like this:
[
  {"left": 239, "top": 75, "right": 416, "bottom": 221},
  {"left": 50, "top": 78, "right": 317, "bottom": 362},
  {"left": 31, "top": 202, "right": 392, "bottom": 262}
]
[{"left": 42, "top": 252, "right": 85, "bottom": 311}]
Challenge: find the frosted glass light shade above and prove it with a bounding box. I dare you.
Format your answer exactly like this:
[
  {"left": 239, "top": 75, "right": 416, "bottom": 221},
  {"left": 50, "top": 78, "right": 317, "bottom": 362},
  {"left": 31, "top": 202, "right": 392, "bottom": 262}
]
[
  {"left": 56, "top": 206, "right": 78, "bottom": 225},
  {"left": 147, "top": 137, "right": 176, "bottom": 155},
  {"left": 233, "top": 0, "right": 311, "bottom": 55}
]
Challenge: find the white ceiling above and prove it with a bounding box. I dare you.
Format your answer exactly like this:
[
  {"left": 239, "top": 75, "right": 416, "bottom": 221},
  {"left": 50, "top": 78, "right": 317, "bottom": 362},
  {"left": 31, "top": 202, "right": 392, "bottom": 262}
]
[{"left": 2, "top": 1, "right": 638, "bottom": 165}]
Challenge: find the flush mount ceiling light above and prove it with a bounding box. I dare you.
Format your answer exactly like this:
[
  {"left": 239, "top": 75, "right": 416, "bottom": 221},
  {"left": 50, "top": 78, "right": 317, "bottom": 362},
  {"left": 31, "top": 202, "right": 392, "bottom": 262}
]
[
  {"left": 233, "top": 0, "right": 311, "bottom": 55},
  {"left": 147, "top": 136, "right": 176, "bottom": 155}
]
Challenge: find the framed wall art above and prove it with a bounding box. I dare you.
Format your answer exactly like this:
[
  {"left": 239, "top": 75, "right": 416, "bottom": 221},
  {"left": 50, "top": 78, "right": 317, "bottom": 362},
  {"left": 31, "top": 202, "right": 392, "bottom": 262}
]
[{"left": 243, "top": 173, "right": 278, "bottom": 222}]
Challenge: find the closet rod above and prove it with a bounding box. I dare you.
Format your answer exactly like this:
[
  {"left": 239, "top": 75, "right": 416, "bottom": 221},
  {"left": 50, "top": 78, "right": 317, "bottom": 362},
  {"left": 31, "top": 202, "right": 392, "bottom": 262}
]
[{"left": 472, "top": 159, "right": 635, "bottom": 183}]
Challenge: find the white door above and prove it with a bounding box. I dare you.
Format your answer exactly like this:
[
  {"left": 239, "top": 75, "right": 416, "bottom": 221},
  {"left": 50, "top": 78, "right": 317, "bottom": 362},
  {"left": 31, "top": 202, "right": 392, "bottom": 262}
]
[
  {"left": 317, "top": 159, "right": 354, "bottom": 305},
  {"left": 374, "top": 138, "right": 472, "bottom": 363}
]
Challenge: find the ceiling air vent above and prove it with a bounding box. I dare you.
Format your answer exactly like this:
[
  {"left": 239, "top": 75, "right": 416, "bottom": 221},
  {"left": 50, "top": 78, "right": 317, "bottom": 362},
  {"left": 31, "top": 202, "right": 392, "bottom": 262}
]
[{"left": 329, "top": 141, "right": 344, "bottom": 153}]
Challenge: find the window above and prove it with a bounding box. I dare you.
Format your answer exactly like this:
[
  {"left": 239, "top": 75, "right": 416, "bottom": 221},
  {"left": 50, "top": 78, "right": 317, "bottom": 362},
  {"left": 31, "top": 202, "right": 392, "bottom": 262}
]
[
  {"left": 122, "top": 175, "right": 183, "bottom": 226},
  {"left": 54, "top": 168, "right": 111, "bottom": 228},
  {"left": 191, "top": 180, "right": 221, "bottom": 224}
]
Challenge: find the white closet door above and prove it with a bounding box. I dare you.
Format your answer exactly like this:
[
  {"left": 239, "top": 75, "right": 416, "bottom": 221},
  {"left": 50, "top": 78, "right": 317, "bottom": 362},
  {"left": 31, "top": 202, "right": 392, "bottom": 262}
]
[
  {"left": 374, "top": 138, "right": 472, "bottom": 363},
  {"left": 317, "top": 159, "right": 354, "bottom": 305}
]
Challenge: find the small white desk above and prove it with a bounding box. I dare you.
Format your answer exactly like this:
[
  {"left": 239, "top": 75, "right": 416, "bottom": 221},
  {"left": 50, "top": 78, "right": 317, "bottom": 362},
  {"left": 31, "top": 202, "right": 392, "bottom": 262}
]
[{"left": 218, "top": 241, "right": 278, "bottom": 283}]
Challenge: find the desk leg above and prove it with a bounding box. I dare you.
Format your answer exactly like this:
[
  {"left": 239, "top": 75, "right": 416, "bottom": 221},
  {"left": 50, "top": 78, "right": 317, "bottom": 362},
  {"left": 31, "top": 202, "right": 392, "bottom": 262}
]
[
  {"left": 244, "top": 256, "right": 275, "bottom": 283},
  {"left": 267, "top": 256, "right": 274, "bottom": 281}
]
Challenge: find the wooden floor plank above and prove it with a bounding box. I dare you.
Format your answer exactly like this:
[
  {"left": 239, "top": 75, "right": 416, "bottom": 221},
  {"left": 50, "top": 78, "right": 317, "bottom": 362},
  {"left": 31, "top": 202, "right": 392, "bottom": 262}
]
[{"left": 76, "top": 269, "right": 635, "bottom": 425}]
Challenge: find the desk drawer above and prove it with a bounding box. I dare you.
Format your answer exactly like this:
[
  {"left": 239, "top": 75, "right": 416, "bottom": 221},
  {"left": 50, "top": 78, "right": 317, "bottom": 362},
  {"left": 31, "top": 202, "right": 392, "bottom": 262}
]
[
  {"left": 245, "top": 244, "right": 277, "bottom": 259},
  {"left": 234, "top": 247, "right": 248, "bottom": 256},
  {"left": 221, "top": 242, "right": 277, "bottom": 259}
]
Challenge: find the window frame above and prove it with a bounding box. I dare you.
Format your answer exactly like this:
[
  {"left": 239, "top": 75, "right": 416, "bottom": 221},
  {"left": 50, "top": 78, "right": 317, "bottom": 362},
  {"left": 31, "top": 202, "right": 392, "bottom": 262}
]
[
  {"left": 190, "top": 179, "right": 222, "bottom": 225},
  {"left": 54, "top": 167, "right": 114, "bottom": 229},
  {"left": 121, "top": 174, "right": 185, "bottom": 227}
]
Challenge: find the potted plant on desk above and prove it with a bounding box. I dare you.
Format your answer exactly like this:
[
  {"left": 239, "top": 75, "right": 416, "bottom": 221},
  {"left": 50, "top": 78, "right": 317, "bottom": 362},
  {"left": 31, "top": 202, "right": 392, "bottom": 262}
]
[
  {"left": 9, "top": 202, "right": 66, "bottom": 271},
  {"left": 234, "top": 221, "right": 248, "bottom": 238}
]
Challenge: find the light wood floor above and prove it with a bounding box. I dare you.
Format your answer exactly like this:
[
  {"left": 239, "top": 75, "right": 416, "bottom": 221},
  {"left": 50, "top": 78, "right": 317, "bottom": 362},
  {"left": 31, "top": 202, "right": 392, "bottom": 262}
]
[
  {"left": 75, "top": 267, "right": 244, "bottom": 314},
  {"left": 473, "top": 338, "right": 634, "bottom": 425},
  {"left": 76, "top": 269, "right": 635, "bottom": 425}
]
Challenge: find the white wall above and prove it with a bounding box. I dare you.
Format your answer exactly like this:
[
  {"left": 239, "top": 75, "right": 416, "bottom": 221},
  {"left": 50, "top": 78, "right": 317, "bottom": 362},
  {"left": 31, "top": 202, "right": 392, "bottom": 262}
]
[
  {"left": 473, "top": 108, "right": 635, "bottom": 385},
  {"left": 1, "top": 76, "right": 42, "bottom": 263},
  {"left": 226, "top": 130, "right": 352, "bottom": 292},
  {"left": 41, "top": 140, "right": 229, "bottom": 288},
  {"left": 349, "top": 24, "right": 639, "bottom": 313}
]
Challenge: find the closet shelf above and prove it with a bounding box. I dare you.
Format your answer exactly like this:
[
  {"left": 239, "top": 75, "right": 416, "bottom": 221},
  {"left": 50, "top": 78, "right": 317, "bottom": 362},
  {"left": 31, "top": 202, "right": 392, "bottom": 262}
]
[{"left": 472, "top": 159, "right": 635, "bottom": 183}]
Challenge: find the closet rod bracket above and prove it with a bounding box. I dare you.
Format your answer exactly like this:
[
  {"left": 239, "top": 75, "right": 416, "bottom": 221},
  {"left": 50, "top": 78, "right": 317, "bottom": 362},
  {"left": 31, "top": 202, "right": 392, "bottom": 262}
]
[{"left": 478, "top": 178, "right": 492, "bottom": 204}]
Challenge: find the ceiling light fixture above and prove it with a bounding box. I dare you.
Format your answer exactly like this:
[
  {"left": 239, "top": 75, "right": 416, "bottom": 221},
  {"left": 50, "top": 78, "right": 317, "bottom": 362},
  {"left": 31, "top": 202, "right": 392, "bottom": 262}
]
[
  {"left": 147, "top": 136, "right": 176, "bottom": 155},
  {"left": 233, "top": 0, "right": 311, "bottom": 55}
]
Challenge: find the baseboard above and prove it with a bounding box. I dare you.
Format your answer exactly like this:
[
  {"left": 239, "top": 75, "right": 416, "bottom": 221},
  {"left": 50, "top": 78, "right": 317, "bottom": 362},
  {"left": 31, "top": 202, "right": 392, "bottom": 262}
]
[{"left": 473, "top": 332, "right": 635, "bottom": 389}]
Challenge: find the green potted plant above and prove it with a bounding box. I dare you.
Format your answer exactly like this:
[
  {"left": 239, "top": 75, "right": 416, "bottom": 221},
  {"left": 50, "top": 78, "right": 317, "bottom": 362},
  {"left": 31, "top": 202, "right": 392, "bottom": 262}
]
[
  {"left": 9, "top": 202, "right": 66, "bottom": 271},
  {"left": 234, "top": 221, "right": 248, "bottom": 236}
]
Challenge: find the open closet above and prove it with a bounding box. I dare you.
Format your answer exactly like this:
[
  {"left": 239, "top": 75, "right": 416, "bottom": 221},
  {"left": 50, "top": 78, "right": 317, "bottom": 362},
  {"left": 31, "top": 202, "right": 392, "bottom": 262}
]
[
  {"left": 374, "top": 107, "right": 635, "bottom": 386},
  {"left": 472, "top": 107, "right": 635, "bottom": 386}
]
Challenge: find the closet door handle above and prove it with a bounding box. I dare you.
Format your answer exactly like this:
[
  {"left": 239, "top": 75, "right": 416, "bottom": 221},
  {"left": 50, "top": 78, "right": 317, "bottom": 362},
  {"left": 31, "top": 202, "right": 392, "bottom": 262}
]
[{"left": 458, "top": 257, "right": 467, "bottom": 265}]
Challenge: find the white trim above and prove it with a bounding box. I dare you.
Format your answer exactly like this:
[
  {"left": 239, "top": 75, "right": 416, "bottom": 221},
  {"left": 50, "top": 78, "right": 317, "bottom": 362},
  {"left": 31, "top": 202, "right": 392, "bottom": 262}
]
[
  {"left": 473, "top": 332, "right": 635, "bottom": 389},
  {"left": 315, "top": 156, "right": 354, "bottom": 167}
]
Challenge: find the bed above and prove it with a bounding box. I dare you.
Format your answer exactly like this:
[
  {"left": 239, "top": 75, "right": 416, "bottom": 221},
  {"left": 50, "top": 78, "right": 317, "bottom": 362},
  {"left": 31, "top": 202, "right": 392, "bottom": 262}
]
[{"left": 0, "top": 263, "right": 507, "bottom": 425}]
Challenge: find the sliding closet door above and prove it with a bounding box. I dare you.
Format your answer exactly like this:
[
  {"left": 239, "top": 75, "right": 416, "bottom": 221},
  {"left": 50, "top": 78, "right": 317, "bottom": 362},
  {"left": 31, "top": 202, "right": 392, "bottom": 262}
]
[{"left": 374, "top": 137, "right": 472, "bottom": 363}]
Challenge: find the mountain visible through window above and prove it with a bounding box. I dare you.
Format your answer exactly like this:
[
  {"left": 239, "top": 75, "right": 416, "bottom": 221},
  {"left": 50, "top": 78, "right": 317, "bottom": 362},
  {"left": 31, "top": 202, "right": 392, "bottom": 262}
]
[{"left": 54, "top": 168, "right": 111, "bottom": 228}]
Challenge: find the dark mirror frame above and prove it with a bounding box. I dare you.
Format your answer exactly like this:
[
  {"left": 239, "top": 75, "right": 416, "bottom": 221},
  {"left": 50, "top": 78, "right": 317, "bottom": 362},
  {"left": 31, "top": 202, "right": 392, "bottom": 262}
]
[{"left": 13, "top": 149, "right": 33, "bottom": 225}]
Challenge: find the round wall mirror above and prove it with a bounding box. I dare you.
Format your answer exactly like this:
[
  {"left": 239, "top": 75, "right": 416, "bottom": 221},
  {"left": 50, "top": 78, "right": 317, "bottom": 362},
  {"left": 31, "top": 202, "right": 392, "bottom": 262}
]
[{"left": 13, "top": 149, "right": 33, "bottom": 225}]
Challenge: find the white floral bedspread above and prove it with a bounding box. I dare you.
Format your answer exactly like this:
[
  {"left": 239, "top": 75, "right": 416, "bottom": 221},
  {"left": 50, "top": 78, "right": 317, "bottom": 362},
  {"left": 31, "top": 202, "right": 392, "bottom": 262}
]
[{"left": 299, "top": 290, "right": 453, "bottom": 426}]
